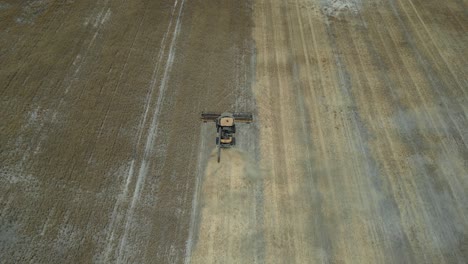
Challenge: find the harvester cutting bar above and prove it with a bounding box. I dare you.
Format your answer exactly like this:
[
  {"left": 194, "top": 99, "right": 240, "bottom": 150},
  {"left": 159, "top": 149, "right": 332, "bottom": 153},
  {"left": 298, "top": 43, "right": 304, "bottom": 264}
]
[
  {"left": 233, "top": 112, "right": 254, "bottom": 123},
  {"left": 201, "top": 112, "right": 221, "bottom": 122},
  {"left": 201, "top": 112, "right": 253, "bottom": 122}
]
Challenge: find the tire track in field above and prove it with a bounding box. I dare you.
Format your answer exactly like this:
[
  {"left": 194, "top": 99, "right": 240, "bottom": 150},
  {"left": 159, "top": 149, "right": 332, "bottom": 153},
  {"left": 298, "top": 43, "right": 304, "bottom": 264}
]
[
  {"left": 184, "top": 125, "right": 209, "bottom": 264},
  {"left": 98, "top": 0, "right": 151, "bottom": 261},
  {"left": 371, "top": 0, "right": 468, "bottom": 221},
  {"left": 251, "top": 0, "right": 467, "bottom": 263},
  {"left": 410, "top": 0, "right": 468, "bottom": 98},
  {"left": 341, "top": 2, "right": 467, "bottom": 262},
  {"left": 309, "top": 2, "right": 382, "bottom": 261},
  {"left": 387, "top": 0, "right": 468, "bottom": 161},
  {"left": 393, "top": 0, "right": 468, "bottom": 113},
  {"left": 372, "top": 3, "right": 467, "bottom": 262},
  {"left": 114, "top": 0, "right": 186, "bottom": 262},
  {"left": 328, "top": 5, "right": 423, "bottom": 262},
  {"left": 285, "top": 2, "right": 334, "bottom": 262},
  {"left": 102, "top": 0, "right": 179, "bottom": 260}
]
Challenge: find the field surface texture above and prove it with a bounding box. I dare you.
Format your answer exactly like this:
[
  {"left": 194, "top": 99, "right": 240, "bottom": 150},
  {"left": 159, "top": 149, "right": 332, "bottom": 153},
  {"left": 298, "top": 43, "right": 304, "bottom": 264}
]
[{"left": 0, "top": 0, "right": 467, "bottom": 263}]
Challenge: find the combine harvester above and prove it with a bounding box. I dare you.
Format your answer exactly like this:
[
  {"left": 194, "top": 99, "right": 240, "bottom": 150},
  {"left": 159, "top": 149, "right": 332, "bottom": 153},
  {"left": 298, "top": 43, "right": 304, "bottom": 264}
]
[{"left": 201, "top": 112, "right": 253, "bottom": 162}]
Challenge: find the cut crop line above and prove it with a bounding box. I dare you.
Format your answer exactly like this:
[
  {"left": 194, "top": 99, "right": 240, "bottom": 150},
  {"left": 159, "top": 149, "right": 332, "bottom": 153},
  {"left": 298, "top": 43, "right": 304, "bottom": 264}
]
[
  {"left": 404, "top": 0, "right": 467, "bottom": 96},
  {"left": 184, "top": 125, "right": 207, "bottom": 264},
  {"left": 359, "top": 3, "right": 458, "bottom": 260},
  {"left": 392, "top": 0, "right": 468, "bottom": 144},
  {"left": 385, "top": 0, "right": 468, "bottom": 228},
  {"left": 264, "top": 1, "right": 289, "bottom": 259},
  {"left": 362, "top": 3, "right": 468, "bottom": 243},
  {"left": 291, "top": 1, "right": 337, "bottom": 261},
  {"left": 372, "top": 5, "right": 461, "bottom": 172}
]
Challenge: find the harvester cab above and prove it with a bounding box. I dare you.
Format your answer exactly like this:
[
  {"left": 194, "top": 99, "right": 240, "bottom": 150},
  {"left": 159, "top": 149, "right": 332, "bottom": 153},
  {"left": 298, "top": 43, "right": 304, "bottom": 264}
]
[{"left": 201, "top": 112, "right": 253, "bottom": 162}]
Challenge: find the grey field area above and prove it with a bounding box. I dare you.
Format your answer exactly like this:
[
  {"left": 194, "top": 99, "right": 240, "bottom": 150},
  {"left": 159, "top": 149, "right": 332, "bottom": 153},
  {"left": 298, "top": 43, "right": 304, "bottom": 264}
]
[{"left": 1, "top": 0, "right": 467, "bottom": 263}]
